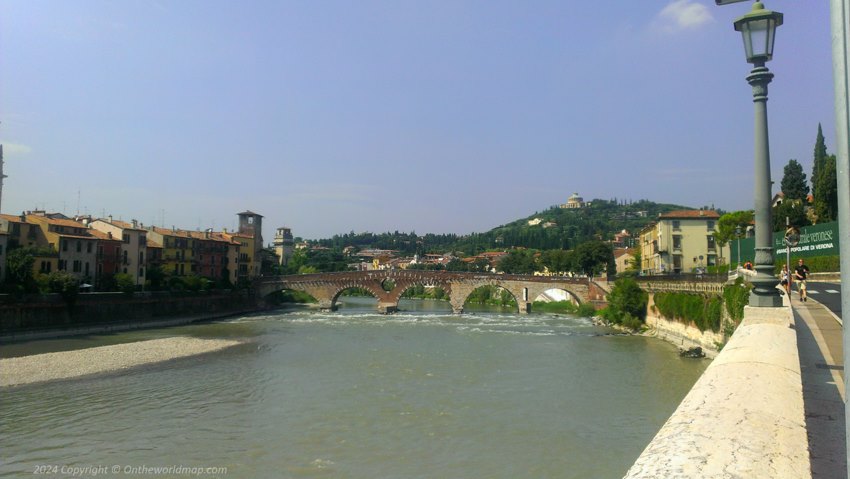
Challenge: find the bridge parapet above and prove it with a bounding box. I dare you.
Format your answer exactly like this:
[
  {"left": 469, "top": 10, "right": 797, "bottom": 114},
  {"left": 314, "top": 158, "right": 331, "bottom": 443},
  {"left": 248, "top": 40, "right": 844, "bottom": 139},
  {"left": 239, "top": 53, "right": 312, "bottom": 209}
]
[{"left": 624, "top": 305, "right": 809, "bottom": 478}]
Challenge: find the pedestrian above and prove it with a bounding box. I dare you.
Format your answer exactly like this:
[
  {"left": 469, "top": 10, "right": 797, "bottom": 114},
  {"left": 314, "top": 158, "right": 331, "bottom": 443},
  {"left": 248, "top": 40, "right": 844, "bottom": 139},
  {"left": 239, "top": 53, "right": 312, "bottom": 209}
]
[
  {"left": 780, "top": 264, "right": 789, "bottom": 293},
  {"left": 794, "top": 258, "right": 810, "bottom": 302}
]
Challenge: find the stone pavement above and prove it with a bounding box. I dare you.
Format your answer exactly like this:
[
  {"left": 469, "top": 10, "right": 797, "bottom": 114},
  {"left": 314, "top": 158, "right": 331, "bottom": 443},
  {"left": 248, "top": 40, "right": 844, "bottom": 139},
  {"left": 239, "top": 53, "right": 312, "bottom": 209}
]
[{"left": 791, "top": 289, "right": 846, "bottom": 478}]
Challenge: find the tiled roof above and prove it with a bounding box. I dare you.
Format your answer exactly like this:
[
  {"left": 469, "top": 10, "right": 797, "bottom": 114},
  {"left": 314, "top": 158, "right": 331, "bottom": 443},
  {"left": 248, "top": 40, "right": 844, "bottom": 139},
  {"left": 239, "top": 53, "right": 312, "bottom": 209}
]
[
  {"left": 88, "top": 229, "right": 121, "bottom": 241},
  {"left": 146, "top": 239, "right": 163, "bottom": 248},
  {"left": 29, "top": 215, "right": 89, "bottom": 228},
  {"left": 0, "top": 213, "right": 27, "bottom": 223},
  {"left": 237, "top": 210, "right": 263, "bottom": 217},
  {"left": 98, "top": 218, "right": 147, "bottom": 231}
]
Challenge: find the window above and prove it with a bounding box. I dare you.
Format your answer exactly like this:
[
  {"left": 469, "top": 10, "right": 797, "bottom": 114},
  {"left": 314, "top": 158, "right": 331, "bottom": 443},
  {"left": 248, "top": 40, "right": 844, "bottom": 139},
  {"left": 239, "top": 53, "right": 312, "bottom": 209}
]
[
  {"left": 123, "top": 251, "right": 128, "bottom": 264},
  {"left": 123, "top": 234, "right": 130, "bottom": 244},
  {"left": 76, "top": 241, "right": 81, "bottom": 253},
  {"left": 672, "top": 220, "right": 681, "bottom": 231},
  {"left": 707, "top": 235, "right": 716, "bottom": 250},
  {"left": 62, "top": 240, "right": 68, "bottom": 252},
  {"left": 87, "top": 242, "right": 92, "bottom": 253},
  {"left": 73, "top": 260, "right": 81, "bottom": 273},
  {"left": 707, "top": 220, "right": 716, "bottom": 231},
  {"left": 672, "top": 235, "right": 682, "bottom": 250},
  {"left": 139, "top": 235, "right": 146, "bottom": 245},
  {"left": 85, "top": 262, "right": 90, "bottom": 276}
]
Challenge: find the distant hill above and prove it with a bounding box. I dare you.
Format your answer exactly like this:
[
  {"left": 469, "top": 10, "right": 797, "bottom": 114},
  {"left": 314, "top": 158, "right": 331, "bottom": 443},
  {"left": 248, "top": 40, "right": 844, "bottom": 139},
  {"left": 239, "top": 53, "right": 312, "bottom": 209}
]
[{"left": 313, "top": 198, "right": 707, "bottom": 255}]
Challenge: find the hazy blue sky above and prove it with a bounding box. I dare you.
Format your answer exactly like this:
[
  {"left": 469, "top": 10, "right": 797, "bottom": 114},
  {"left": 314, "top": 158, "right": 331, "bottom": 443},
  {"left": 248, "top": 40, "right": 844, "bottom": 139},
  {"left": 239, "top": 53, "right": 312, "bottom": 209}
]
[{"left": 0, "top": 1, "right": 838, "bottom": 241}]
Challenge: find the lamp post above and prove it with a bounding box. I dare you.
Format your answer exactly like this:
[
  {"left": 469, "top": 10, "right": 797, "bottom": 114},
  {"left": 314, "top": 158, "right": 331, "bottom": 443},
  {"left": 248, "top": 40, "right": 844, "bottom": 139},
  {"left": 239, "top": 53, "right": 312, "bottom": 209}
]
[
  {"left": 735, "top": 225, "right": 742, "bottom": 268},
  {"left": 734, "top": 1, "right": 783, "bottom": 307}
]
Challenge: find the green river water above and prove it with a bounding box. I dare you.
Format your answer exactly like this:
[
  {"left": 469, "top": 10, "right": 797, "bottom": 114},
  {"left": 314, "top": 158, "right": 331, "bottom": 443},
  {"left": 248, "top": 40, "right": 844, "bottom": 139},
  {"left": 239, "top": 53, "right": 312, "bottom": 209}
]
[{"left": 0, "top": 297, "right": 708, "bottom": 478}]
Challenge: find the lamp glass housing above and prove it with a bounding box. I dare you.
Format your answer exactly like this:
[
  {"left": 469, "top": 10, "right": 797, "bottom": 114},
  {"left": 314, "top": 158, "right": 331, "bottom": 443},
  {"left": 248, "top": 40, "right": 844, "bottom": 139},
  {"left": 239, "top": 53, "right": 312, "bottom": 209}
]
[{"left": 733, "top": 3, "right": 783, "bottom": 64}]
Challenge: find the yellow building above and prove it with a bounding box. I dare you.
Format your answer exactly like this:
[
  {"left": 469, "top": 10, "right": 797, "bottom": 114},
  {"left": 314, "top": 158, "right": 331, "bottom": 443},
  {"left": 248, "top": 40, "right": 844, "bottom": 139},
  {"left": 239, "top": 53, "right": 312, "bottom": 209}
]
[
  {"left": 146, "top": 226, "right": 195, "bottom": 277},
  {"left": 639, "top": 210, "right": 729, "bottom": 275},
  {"left": 222, "top": 232, "right": 255, "bottom": 281}
]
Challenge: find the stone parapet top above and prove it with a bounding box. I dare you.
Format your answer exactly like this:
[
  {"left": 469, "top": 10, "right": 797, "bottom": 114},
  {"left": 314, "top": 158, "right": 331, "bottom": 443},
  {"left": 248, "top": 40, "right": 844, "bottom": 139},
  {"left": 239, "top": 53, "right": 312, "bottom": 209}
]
[{"left": 623, "top": 305, "right": 809, "bottom": 479}]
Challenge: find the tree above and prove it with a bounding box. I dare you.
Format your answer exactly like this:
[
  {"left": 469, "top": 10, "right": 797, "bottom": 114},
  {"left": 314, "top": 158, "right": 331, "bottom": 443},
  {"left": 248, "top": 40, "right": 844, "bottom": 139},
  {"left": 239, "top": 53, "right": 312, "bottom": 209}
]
[
  {"left": 812, "top": 123, "right": 828, "bottom": 198},
  {"left": 497, "top": 249, "right": 537, "bottom": 274},
  {"left": 114, "top": 273, "right": 137, "bottom": 294},
  {"left": 46, "top": 271, "right": 80, "bottom": 305},
  {"left": 540, "top": 249, "right": 573, "bottom": 274},
  {"left": 780, "top": 159, "right": 809, "bottom": 200},
  {"left": 605, "top": 277, "right": 648, "bottom": 321},
  {"left": 772, "top": 199, "right": 809, "bottom": 231},
  {"left": 813, "top": 154, "right": 838, "bottom": 222},
  {"left": 715, "top": 210, "right": 754, "bottom": 249},
  {"left": 5, "top": 247, "right": 37, "bottom": 291},
  {"left": 573, "top": 240, "right": 613, "bottom": 277}
]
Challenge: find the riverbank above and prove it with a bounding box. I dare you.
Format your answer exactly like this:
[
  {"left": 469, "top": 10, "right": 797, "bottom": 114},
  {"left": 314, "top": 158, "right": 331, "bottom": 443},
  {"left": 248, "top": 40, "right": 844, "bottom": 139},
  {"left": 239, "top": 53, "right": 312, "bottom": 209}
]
[{"left": 0, "top": 337, "right": 245, "bottom": 387}]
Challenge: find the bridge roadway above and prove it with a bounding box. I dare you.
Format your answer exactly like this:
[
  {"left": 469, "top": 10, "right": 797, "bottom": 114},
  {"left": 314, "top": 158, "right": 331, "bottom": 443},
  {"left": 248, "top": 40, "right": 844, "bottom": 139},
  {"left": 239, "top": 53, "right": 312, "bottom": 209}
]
[{"left": 254, "top": 270, "right": 608, "bottom": 314}]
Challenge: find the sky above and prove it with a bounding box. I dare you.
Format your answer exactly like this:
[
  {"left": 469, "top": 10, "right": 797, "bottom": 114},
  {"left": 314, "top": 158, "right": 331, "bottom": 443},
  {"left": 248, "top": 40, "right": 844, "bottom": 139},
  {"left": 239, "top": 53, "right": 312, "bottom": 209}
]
[{"left": 0, "top": 0, "right": 839, "bottom": 242}]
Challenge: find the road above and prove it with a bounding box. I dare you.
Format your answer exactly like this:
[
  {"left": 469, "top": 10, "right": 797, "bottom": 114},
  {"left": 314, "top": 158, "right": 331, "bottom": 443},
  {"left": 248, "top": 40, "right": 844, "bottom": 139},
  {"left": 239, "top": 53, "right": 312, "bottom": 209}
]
[{"left": 801, "top": 281, "right": 843, "bottom": 320}]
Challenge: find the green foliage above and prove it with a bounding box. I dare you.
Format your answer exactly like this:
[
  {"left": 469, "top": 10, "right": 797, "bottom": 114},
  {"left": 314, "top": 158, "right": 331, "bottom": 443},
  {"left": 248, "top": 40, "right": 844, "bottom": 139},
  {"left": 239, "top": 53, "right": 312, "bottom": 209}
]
[
  {"left": 266, "top": 289, "right": 318, "bottom": 305},
  {"left": 573, "top": 240, "right": 613, "bottom": 277},
  {"left": 401, "top": 284, "right": 449, "bottom": 300},
  {"left": 603, "top": 278, "right": 648, "bottom": 329},
  {"left": 465, "top": 285, "right": 517, "bottom": 307},
  {"left": 114, "top": 273, "right": 137, "bottom": 294},
  {"left": 723, "top": 278, "right": 750, "bottom": 325},
  {"left": 498, "top": 249, "right": 538, "bottom": 274},
  {"left": 772, "top": 199, "right": 810, "bottom": 231},
  {"left": 146, "top": 266, "right": 165, "bottom": 291},
  {"left": 49, "top": 271, "right": 79, "bottom": 300},
  {"left": 812, "top": 124, "right": 838, "bottom": 223},
  {"left": 307, "top": 199, "right": 692, "bottom": 256},
  {"left": 653, "top": 291, "right": 723, "bottom": 333},
  {"left": 780, "top": 159, "right": 809, "bottom": 200},
  {"left": 539, "top": 249, "right": 574, "bottom": 274},
  {"left": 715, "top": 210, "right": 754, "bottom": 248},
  {"left": 814, "top": 154, "right": 838, "bottom": 222},
  {"left": 5, "top": 247, "right": 37, "bottom": 291},
  {"left": 773, "top": 255, "right": 839, "bottom": 275}
]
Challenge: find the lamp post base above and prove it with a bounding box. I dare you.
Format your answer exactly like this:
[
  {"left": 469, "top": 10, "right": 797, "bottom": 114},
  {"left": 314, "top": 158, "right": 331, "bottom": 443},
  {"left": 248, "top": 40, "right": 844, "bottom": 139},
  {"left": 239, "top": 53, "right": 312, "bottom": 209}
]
[{"left": 749, "top": 247, "right": 782, "bottom": 307}]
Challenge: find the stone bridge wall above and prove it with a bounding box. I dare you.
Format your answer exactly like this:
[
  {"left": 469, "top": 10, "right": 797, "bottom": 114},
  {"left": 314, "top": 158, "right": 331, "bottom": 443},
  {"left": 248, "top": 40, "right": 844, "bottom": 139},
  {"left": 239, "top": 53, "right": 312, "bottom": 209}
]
[{"left": 624, "top": 306, "right": 809, "bottom": 478}]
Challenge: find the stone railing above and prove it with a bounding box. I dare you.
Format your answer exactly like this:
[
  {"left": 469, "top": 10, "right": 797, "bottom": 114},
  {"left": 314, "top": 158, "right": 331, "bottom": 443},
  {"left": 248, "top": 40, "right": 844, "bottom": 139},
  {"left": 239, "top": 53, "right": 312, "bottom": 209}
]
[{"left": 623, "top": 305, "right": 809, "bottom": 478}]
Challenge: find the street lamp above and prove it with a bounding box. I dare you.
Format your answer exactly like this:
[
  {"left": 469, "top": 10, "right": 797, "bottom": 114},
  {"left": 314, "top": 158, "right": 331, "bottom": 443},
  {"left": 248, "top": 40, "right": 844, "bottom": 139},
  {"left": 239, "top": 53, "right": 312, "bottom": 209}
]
[
  {"left": 735, "top": 225, "right": 742, "bottom": 268},
  {"left": 734, "top": 1, "right": 783, "bottom": 307}
]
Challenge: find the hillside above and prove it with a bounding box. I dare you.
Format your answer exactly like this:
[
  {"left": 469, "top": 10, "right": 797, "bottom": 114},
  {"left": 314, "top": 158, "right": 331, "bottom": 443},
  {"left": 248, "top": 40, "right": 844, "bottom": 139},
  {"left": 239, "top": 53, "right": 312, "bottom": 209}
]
[{"left": 312, "top": 198, "right": 705, "bottom": 255}]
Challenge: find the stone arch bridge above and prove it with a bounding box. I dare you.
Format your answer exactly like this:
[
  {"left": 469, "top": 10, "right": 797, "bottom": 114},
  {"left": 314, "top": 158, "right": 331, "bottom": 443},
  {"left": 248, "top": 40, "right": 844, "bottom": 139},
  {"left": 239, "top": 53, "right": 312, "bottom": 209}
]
[{"left": 255, "top": 271, "right": 608, "bottom": 314}]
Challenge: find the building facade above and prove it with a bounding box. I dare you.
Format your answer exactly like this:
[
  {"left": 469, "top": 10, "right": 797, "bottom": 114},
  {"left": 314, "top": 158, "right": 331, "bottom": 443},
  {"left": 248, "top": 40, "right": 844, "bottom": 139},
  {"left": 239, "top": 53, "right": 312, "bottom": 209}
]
[
  {"left": 90, "top": 218, "right": 148, "bottom": 287},
  {"left": 639, "top": 210, "right": 729, "bottom": 275}
]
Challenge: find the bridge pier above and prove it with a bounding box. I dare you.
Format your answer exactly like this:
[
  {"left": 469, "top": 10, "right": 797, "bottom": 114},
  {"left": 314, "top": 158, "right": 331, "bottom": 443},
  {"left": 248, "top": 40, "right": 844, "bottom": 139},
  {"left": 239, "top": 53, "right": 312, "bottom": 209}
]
[
  {"left": 318, "top": 300, "right": 337, "bottom": 312},
  {"left": 519, "top": 302, "right": 532, "bottom": 314},
  {"left": 377, "top": 303, "right": 398, "bottom": 314}
]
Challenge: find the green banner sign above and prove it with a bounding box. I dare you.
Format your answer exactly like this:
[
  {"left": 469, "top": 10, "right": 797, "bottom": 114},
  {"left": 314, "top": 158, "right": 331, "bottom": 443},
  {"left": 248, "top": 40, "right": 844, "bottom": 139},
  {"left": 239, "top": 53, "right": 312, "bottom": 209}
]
[{"left": 730, "top": 221, "right": 840, "bottom": 264}]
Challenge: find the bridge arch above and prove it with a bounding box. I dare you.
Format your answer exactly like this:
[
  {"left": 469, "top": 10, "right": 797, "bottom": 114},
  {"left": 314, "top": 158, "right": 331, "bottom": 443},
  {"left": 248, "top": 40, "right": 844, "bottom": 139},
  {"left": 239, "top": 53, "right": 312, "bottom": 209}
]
[{"left": 532, "top": 287, "right": 581, "bottom": 305}]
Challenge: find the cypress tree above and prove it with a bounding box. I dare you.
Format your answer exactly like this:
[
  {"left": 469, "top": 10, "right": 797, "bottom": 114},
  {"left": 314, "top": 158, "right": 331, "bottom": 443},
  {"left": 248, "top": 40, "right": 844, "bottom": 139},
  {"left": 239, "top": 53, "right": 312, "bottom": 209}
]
[
  {"left": 814, "top": 154, "right": 838, "bottom": 222},
  {"left": 812, "top": 123, "right": 827, "bottom": 198}
]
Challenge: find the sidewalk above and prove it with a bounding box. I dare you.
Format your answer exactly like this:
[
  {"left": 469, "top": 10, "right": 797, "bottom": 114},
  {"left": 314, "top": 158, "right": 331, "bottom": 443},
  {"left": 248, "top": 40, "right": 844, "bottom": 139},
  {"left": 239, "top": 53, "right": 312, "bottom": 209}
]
[{"left": 792, "top": 291, "right": 846, "bottom": 478}]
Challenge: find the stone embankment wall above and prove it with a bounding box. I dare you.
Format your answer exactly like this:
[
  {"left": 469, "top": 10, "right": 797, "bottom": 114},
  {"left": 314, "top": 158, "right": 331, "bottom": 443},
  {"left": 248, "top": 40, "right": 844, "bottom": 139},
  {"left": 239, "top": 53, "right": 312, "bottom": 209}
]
[
  {"left": 0, "top": 291, "right": 259, "bottom": 340},
  {"left": 624, "top": 306, "right": 809, "bottom": 478},
  {"left": 644, "top": 292, "right": 726, "bottom": 358}
]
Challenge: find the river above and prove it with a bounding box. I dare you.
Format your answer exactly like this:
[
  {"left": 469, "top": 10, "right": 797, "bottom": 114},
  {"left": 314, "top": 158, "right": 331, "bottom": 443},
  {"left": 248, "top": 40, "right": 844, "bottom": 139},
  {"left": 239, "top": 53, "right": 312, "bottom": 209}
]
[{"left": 0, "top": 297, "right": 707, "bottom": 478}]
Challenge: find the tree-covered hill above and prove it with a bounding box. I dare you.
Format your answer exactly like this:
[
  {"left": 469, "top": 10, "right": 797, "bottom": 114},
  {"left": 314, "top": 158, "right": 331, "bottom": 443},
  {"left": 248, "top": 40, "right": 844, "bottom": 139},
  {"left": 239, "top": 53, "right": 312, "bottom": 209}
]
[{"left": 312, "top": 198, "right": 705, "bottom": 255}]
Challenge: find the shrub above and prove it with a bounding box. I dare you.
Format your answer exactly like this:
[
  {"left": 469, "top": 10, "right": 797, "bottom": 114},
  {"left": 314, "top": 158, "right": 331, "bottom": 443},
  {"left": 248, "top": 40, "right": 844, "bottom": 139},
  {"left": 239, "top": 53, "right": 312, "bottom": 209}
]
[
  {"left": 653, "top": 291, "right": 724, "bottom": 333},
  {"left": 114, "top": 273, "right": 137, "bottom": 294},
  {"left": 723, "top": 277, "right": 751, "bottom": 325},
  {"left": 603, "top": 278, "right": 648, "bottom": 328}
]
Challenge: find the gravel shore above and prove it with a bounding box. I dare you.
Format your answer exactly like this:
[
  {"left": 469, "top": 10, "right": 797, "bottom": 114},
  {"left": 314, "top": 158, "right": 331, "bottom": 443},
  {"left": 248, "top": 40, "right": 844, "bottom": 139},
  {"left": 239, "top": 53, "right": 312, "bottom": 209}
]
[{"left": 0, "top": 337, "right": 244, "bottom": 387}]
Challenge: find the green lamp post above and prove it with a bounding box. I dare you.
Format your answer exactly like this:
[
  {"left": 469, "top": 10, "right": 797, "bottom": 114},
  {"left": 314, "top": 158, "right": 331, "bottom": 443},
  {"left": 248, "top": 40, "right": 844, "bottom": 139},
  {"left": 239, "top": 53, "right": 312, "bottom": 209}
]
[{"left": 734, "top": 1, "right": 783, "bottom": 307}]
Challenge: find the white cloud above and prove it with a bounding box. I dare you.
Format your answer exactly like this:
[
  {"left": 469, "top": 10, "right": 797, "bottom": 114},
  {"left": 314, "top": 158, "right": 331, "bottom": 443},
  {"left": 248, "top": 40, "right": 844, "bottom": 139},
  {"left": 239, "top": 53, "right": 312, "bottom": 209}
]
[
  {"left": 653, "top": 0, "right": 714, "bottom": 33},
  {"left": 1, "top": 142, "right": 33, "bottom": 156}
]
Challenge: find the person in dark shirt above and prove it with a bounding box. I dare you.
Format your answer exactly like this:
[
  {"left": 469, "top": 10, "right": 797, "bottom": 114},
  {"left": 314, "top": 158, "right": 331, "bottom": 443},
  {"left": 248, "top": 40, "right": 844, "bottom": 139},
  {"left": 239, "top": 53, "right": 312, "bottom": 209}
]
[{"left": 794, "top": 258, "right": 810, "bottom": 302}]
